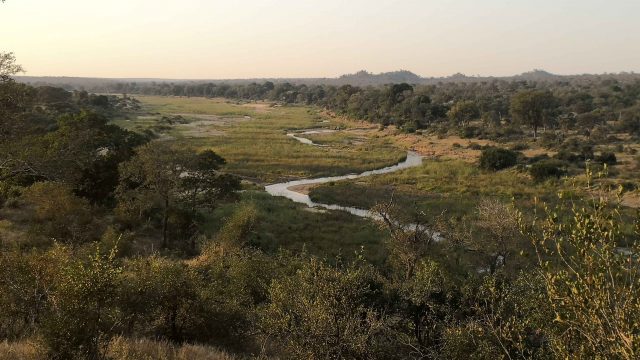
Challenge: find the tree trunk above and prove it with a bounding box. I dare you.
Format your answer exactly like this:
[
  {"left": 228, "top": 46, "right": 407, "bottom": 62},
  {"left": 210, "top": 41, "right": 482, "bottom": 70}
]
[{"left": 162, "top": 197, "right": 169, "bottom": 249}]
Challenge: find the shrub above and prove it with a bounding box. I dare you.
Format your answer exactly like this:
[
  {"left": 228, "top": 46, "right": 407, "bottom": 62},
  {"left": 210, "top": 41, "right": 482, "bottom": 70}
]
[
  {"left": 260, "top": 258, "right": 387, "bottom": 359},
  {"left": 560, "top": 137, "right": 593, "bottom": 154},
  {"left": 539, "top": 132, "right": 560, "bottom": 148},
  {"left": 510, "top": 142, "right": 529, "bottom": 151},
  {"left": 21, "top": 182, "right": 98, "bottom": 244},
  {"left": 402, "top": 122, "right": 417, "bottom": 133},
  {"left": 479, "top": 147, "right": 519, "bottom": 171},
  {"left": 580, "top": 145, "right": 595, "bottom": 161},
  {"left": 555, "top": 150, "right": 581, "bottom": 164},
  {"left": 529, "top": 160, "right": 568, "bottom": 181},
  {"left": 41, "top": 246, "right": 122, "bottom": 360},
  {"left": 459, "top": 126, "right": 481, "bottom": 139},
  {"left": 527, "top": 154, "right": 550, "bottom": 164},
  {"left": 596, "top": 152, "right": 617, "bottom": 165}
]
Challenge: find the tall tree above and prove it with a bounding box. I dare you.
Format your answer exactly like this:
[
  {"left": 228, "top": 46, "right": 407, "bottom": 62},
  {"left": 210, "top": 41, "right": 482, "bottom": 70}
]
[
  {"left": 447, "top": 100, "right": 480, "bottom": 127},
  {"left": 510, "top": 90, "right": 558, "bottom": 139},
  {"left": 117, "top": 143, "right": 239, "bottom": 248},
  {"left": 0, "top": 52, "right": 23, "bottom": 79},
  {"left": 117, "top": 143, "right": 192, "bottom": 248}
]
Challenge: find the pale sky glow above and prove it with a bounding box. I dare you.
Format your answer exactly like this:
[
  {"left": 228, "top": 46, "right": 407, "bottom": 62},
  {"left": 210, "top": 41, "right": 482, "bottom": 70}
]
[{"left": 2, "top": 0, "right": 640, "bottom": 79}]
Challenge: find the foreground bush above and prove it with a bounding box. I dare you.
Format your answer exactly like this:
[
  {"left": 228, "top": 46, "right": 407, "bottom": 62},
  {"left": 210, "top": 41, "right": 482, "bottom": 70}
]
[
  {"left": 479, "top": 147, "right": 519, "bottom": 171},
  {"left": 261, "top": 257, "right": 388, "bottom": 359},
  {"left": 529, "top": 192, "right": 640, "bottom": 358}
]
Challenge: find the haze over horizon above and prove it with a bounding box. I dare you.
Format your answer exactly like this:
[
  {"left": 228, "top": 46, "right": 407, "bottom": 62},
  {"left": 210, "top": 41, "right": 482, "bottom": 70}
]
[{"left": 3, "top": 0, "right": 640, "bottom": 79}]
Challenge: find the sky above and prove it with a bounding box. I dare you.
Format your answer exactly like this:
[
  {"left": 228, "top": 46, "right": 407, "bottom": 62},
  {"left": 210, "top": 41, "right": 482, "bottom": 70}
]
[{"left": 2, "top": 0, "right": 640, "bottom": 79}]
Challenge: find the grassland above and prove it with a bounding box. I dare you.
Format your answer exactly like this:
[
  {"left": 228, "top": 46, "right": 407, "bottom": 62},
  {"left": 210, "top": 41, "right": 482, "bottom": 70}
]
[
  {"left": 309, "top": 159, "right": 557, "bottom": 219},
  {"left": 111, "top": 96, "right": 397, "bottom": 261},
  {"left": 114, "top": 96, "right": 406, "bottom": 183},
  {"left": 206, "top": 191, "right": 387, "bottom": 264}
]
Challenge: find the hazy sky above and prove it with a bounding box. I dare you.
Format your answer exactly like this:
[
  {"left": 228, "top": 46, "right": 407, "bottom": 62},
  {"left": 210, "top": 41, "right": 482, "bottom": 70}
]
[{"left": 2, "top": 0, "right": 639, "bottom": 79}]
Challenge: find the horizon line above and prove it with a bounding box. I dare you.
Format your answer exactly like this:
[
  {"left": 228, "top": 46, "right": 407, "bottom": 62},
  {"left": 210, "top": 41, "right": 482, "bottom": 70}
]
[{"left": 13, "top": 68, "right": 640, "bottom": 83}]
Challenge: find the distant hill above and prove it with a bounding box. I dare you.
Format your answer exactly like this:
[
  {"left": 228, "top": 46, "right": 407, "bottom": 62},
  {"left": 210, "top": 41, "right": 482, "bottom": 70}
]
[
  {"left": 14, "top": 69, "right": 640, "bottom": 90},
  {"left": 334, "top": 70, "right": 423, "bottom": 86},
  {"left": 512, "top": 69, "right": 559, "bottom": 81}
]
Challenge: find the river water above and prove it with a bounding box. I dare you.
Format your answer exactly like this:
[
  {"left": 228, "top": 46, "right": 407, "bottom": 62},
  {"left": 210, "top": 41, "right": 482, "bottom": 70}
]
[{"left": 266, "top": 130, "right": 424, "bottom": 220}]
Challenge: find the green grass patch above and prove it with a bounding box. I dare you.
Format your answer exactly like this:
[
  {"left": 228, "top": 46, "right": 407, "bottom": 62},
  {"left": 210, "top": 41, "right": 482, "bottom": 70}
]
[
  {"left": 204, "top": 191, "right": 388, "bottom": 264},
  {"left": 310, "top": 159, "right": 559, "bottom": 218},
  {"left": 114, "top": 96, "right": 406, "bottom": 183}
]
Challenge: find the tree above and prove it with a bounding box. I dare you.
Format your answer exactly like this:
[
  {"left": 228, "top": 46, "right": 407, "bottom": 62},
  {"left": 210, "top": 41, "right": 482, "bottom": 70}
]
[
  {"left": 473, "top": 199, "right": 525, "bottom": 274},
  {"left": 617, "top": 106, "right": 640, "bottom": 135},
  {"left": 510, "top": 90, "right": 558, "bottom": 139},
  {"left": 117, "top": 143, "right": 192, "bottom": 248},
  {"left": 447, "top": 100, "right": 480, "bottom": 127},
  {"left": 371, "top": 197, "right": 441, "bottom": 280},
  {"left": 117, "top": 143, "right": 239, "bottom": 248},
  {"left": 43, "top": 111, "right": 147, "bottom": 203},
  {"left": 0, "top": 52, "right": 24, "bottom": 79},
  {"left": 180, "top": 149, "right": 240, "bottom": 212}
]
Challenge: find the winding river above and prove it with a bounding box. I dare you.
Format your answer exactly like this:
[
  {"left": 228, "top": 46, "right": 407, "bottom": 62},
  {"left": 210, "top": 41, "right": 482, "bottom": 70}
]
[
  {"left": 265, "top": 130, "right": 424, "bottom": 221},
  {"left": 285, "top": 129, "right": 336, "bottom": 147}
]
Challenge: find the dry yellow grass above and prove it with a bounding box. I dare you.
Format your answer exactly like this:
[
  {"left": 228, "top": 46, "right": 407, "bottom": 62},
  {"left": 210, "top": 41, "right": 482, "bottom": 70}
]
[
  {"left": 0, "top": 340, "right": 47, "bottom": 360},
  {"left": 107, "top": 337, "right": 240, "bottom": 360}
]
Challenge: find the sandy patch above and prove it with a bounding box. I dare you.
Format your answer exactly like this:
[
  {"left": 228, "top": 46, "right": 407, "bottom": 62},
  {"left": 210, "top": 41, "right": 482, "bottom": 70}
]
[
  {"left": 621, "top": 191, "right": 640, "bottom": 209},
  {"left": 392, "top": 135, "right": 494, "bottom": 162},
  {"left": 242, "top": 102, "right": 272, "bottom": 113},
  {"left": 288, "top": 183, "right": 318, "bottom": 195}
]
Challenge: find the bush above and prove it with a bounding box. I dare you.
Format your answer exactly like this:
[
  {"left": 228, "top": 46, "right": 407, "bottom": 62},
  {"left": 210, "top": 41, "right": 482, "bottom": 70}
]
[
  {"left": 479, "top": 147, "right": 519, "bottom": 171},
  {"left": 529, "top": 160, "right": 568, "bottom": 182},
  {"left": 596, "top": 152, "right": 617, "bottom": 165},
  {"left": 624, "top": 146, "right": 638, "bottom": 155},
  {"left": 539, "top": 132, "right": 560, "bottom": 148},
  {"left": 459, "top": 126, "right": 481, "bottom": 139},
  {"left": 555, "top": 150, "right": 581, "bottom": 164},
  {"left": 21, "top": 182, "right": 99, "bottom": 244},
  {"left": 510, "top": 142, "right": 529, "bottom": 151},
  {"left": 526, "top": 154, "right": 550, "bottom": 164},
  {"left": 560, "top": 137, "right": 593, "bottom": 154},
  {"left": 402, "top": 122, "right": 417, "bottom": 133},
  {"left": 260, "top": 258, "right": 387, "bottom": 359}
]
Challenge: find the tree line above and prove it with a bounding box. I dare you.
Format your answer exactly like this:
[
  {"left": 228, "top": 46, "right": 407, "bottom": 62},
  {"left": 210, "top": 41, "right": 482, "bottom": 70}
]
[{"left": 94, "top": 77, "right": 640, "bottom": 139}]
